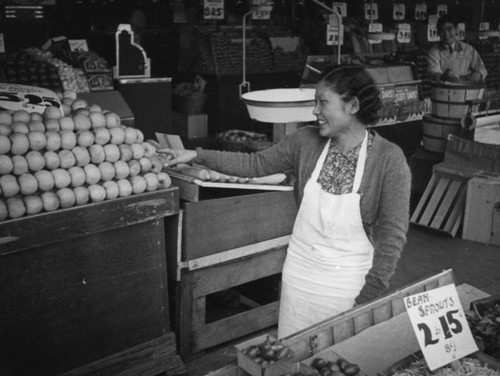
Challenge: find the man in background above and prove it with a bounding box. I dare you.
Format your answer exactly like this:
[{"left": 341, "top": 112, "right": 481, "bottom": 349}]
[{"left": 427, "top": 14, "right": 487, "bottom": 82}]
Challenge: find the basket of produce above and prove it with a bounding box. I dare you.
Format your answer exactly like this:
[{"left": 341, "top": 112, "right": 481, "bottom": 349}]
[
  {"left": 217, "top": 129, "right": 269, "bottom": 152},
  {"left": 235, "top": 334, "right": 296, "bottom": 376},
  {"left": 468, "top": 295, "right": 500, "bottom": 359},
  {"left": 172, "top": 82, "right": 208, "bottom": 115}
]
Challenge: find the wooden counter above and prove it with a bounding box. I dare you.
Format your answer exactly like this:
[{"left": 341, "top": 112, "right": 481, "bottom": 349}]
[{"left": 0, "top": 188, "right": 184, "bottom": 376}]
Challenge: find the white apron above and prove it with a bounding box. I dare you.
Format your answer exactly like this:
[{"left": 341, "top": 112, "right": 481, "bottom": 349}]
[{"left": 278, "top": 132, "right": 374, "bottom": 338}]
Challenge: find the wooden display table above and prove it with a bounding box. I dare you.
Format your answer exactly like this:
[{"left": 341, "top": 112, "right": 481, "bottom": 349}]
[
  {"left": 166, "top": 173, "right": 298, "bottom": 357},
  {"left": 0, "top": 188, "right": 184, "bottom": 376},
  {"left": 205, "top": 269, "right": 492, "bottom": 376}
]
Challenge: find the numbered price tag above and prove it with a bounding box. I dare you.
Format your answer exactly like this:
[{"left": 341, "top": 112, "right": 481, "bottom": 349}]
[
  {"left": 204, "top": 0, "right": 224, "bottom": 20},
  {"left": 397, "top": 23, "right": 411, "bottom": 43},
  {"left": 428, "top": 24, "right": 440, "bottom": 42},
  {"left": 365, "top": 3, "right": 378, "bottom": 21},
  {"left": 327, "top": 24, "right": 344, "bottom": 46},
  {"left": 251, "top": 0, "right": 272, "bottom": 20},
  {"left": 393, "top": 4, "right": 405, "bottom": 21},
  {"left": 368, "top": 23, "right": 383, "bottom": 44},
  {"left": 480, "top": 22, "right": 490, "bottom": 31},
  {"left": 404, "top": 284, "right": 478, "bottom": 371},
  {"left": 0, "top": 83, "right": 62, "bottom": 114},
  {"left": 68, "top": 39, "right": 89, "bottom": 52},
  {"left": 332, "top": 2, "right": 347, "bottom": 17},
  {"left": 415, "top": 3, "right": 427, "bottom": 20},
  {"left": 437, "top": 4, "right": 448, "bottom": 16},
  {"left": 457, "top": 23, "right": 466, "bottom": 40}
]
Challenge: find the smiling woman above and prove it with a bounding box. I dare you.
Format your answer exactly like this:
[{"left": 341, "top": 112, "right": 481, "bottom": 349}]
[{"left": 157, "top": 65, "right": 411, "bottom": 339}]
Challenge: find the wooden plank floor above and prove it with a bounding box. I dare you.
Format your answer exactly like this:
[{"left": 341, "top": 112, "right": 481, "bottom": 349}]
[{"left": 182, "top": 225, "right": 500, "bottom": 376}]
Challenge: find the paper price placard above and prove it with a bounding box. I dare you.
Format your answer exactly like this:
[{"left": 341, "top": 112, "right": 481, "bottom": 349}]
[
  {"left": 393, "top": 4, "right": 405, "bottom": 21},
  {"left": 0, "top": 83, "right": 62, "bottom": 114},
  {"left": 480, "top": 22, "right": 490, "bottom": 31},
  {"left": 404, "top": 284, "right": 478, "bottom": 371},
  {"left": 204, "top": 0, "right": 224, "bottom": 20},
  {"left": 415, "top": 3, "right": 427, "bottom": 20},
  {"left": 365, "top": 3, "right": 378, "bottom": 21},
  {"left": 437, "top": 4, "right": 448, "bottom": 16},
  {"left": 332, "top": 2, "right": 347, "bottom": 17},
  {"left": 397, "top": 23, "right": 411, "bottom": 43},
  {"left": 327, "top": 24, "right": 344, "bottom": 46},
  {"left": 428, "top": 24, "right": 439, "bottom": 42}
]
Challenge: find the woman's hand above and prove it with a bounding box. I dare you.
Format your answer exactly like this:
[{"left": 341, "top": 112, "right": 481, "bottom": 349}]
[{"left": 157, "top": 148, "right": 197, "bottom": 167}]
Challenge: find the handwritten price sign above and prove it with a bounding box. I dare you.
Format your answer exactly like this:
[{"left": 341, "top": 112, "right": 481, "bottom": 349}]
[
  {"left": 404, "top": 284, "right": 478, "bottom": 371},
  {"left": 0, "top": 83, "right": 62, "bottom": 114},
  {"left": 204, "top": 0, "right": 224, "bottom": 20}
]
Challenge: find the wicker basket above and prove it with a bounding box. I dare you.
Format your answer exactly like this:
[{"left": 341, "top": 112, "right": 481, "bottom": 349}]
[{"left": 172, "top": 93, "right": 208, "bottom": 114}]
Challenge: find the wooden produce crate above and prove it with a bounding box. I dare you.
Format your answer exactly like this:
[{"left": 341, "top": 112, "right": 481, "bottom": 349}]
[
  {"left": 0, "top": 188, "right": 185, "bottom": 376},
  {"left": 166, "top": 173, "right": 298, "bottom": 357},
  {"left": 206, "top": 269, "right": 491, "bottom": 376}
]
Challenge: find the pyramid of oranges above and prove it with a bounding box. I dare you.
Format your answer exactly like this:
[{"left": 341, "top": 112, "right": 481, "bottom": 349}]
[{"left": 0, "top": 90, "right": 171, "bottom": 221}]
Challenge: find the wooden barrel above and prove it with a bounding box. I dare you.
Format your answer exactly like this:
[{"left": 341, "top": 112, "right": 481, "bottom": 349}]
[
  {"left": 430, "top": 82, "right": 484, "bottom": 119},
  {"left": 422, "top": 114, "right": 461, "bottom": 153}
]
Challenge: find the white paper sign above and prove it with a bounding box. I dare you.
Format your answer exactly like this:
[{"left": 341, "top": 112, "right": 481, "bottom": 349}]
[
  {"left": 404, "top": 284, "right": 478, "bottom": 371},
  {"left": 68, "top": 39, "right": 89, "bottom": 52},
  {"left": 457, "top": 23, "right": 465, "bottom": 40},
  {"left": 437, "top": 4, "right": 448, "bottom": 16},
  {"left": 428, "top": 25, "right": 439, "bottom": 42},
  {"left": 369, "top": 23, "right": 383, "bottom": 33},
  {"left": 415, "top": 3, "right": 427, "bottom": 20},
  {"left": 480, "top": 22, "right": 490, "bottom": 31},
  {"left": 428, "top": 14, "right": 439, "bottom": 26},
  {"left": 365, "top": 3, "right": 378, "bottom": 21},
  {"left": 397, "top": 23, "right": 411, "bottom": 43},
  {"left": 0, "top": 83, "right": 62, "bottom": 114},
  {"left": 204, "top": 0, "right": 224, "bottom": 20},
  {"left": 252, "top": 0, "right": 272, "bottom": 20},
  {"left": 327, "top": 24, "right": 344, "bottom": 46},
  {"left": 393, "top": 4, "right": 405, "bottom": 21},
  {"left": 0, "top": 33, "right": 4, "bottom": 54},
  {"left": 332, "top": 2, "right": 347, "bottom": 17}
]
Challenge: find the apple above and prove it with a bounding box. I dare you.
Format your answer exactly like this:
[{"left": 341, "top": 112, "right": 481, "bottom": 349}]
[
  {"left": 44, "top": 105, "right": 62, "bottom": 120},
  {"left": 71, "top": 98, "right": 88, "bottom": 112},
  {"left": 11, "top": 122, "right": 29, "bottom": 134},
  {"left": 84, "top": 164, "right": 101, "bottom": 185},
  {"left": 27, "top": 131, "right": 47, "bottom": 151},
  {"left": 89, "top": 144, "right": 106, "bottom": 164},
  {"left": 105, "top": 112, "right": 120, "bottom": 128},
  {"left": 41, "top": 191, "right": 60, "bottom": 212},
  {"left": 0, "top": 200, "right": 7, "bottom": 221},
  {"left": 0, "top": 155, "right": 14, "bottom": 175},
  {"left": 109, "top": 126, "right": 125, "bottom": 145},
  {"left": 57, "top": 187, "right": 76, "bottom": 209},
  {"left": 113, "top": 160, "right": 130, "bottom": 179},
  {"left": 43, "top": 150, "right": 61, "bottom": 170},
  {"left": 0, "top": 110, "right": 13, "bottom": 126},
  {"left": 58, "top": 149, "right": 76, "bottom": 169},
  {"left": 25, "top": 151, "right": 45, "bottom": 172},
  {"left": 68, "top": 166, "right": 86, "bottom": 187},
  {"left": 23, "top": 194, "right": 43, "bottom": 215},
  {"left": 28, "top": 120, "right": 45, "bottom": 132},
  {"left": 60, "top": 130, "right": 77, "bottom": 150},
  {"left": 44, "top": 118, "right": 61, "bottom": 131},
  {"left": 6, "top": 196, "right": 26, "bottom": 219},
  {"left": 117, "top": 179, "right": 132, "bottom": 197},
  {"left": 103, "top": 144, "right": 120, "bottom": 163},
  {"left": 0, "top": 174, "right": 20, "bottom": 197},
  {"left": 45, "top": 130, "right": 62, "bottom": 151},
  {"left": 88, "top": 184, "right": 106, "bottom": 202},
  {"left": 58, "top": 116, "right": 75, "bottom": 131},
  {"left": 18, "top": 173, "right": 38, "bottom": 195},
  {"left": 12, "top": 110, "right": 30, "bottom": 123},
  {"left": 63, "top": 90, "right": 77, "bottom": 101},
  {"left": 135, "top": 129, "right": 144, "bottom": 143},
  {"left": 35, "top": 170, "right": 55, "bottom": 191},
  {"left": 12, "top": 155, "right": 29, "bottom": 175},
  {"left": 72, "top": 146, "right": 91, "bottom": 167},
  {"left": 98, "top": 161, "right": 115, "bottom": 182},
  {"left": 127, "top": 159, "right": 141, "bottom": 177},
  {"left": 77, "top": 130, "right": 95, "bottom": 148},
  {"left": 9, "top": 132, "right": 30, "bottom": 155},
  {"left": 73, "top": 186, "right": 90, "bottom": 206},
  {"left": 89, "top": 111, "right": 106, "bottom": 129},
  {"left": 157, "top": 172, "right": 172, "bottom": 188},
  {"left": 0, "top": 124, "right": 12, "bottom": 136},
  {"left": 143, "top": 172, "right": 159, "bottom": 191},
  {"left": 139, "top": 157, "right": 152, "bottom": 173},
  {"left": 150, "top": 157, "right": 163, "bottom": 173},
  {"left": 73, "top": 113, "right": 91, "bottom": 131},
  {"left": 30, "top": 112, "right": 43, "bottom": 122},
  {"left": 52, "top": 168, "right": 72, "bottom": 189},
  {"left": 118, "top": 144, "right": 133, "bottom": 161},
  {"left": 102, "top": 180, "right": 119, "bottom": 200},
  {"left": 94, "top": 127, "right": 111, "bottom": 145},
  {"left": 123, "top": 127, "right": 137, "bottom": 144},
  {"left": 0, "top": 134, "right": 11, "bottom": 154},
  {"left": 129, "top": 175, "right": 147, "bottom": 194}
]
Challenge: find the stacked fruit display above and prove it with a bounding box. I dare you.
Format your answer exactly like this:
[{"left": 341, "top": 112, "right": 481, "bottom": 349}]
[{"left": 0, "top": 91, "right": 171, "bottom": 222}]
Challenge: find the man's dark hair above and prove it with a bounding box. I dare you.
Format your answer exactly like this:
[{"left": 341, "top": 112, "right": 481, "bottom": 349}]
[{"left": 437, "top": 14, "right": 459, "bottom": 32}]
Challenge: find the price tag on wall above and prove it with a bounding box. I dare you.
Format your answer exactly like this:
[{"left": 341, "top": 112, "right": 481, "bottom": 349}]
[
  {"left": 0, "top": 33, "right": 5, "bottom": 53},
  {"left": 437, "top": 4, "right": 448, "bottom": 16},
  {"left": 428, "top": 24, "right": 439, "bottom": 42},
  {"left": 332, "top": 2, "right": 347, "bottom": 17},
  {"left": 204, "top": 0, "right": 224, "bottom": 20},
  {"left": 365, "top": 3, "right": 378, "bottom": 21},
  {"left": 415, "top": 3, "right": 427, "bottom": 20},
  {"left": 480, "top": 22, "right": 490, "bottom": 31},
  {"left": 457, "top": 23, "right": 466, "bottom": 40},
  {"left": 252, "top": 0, "right": 272, "bottom": 20},
  {"left": 0, "top": 83, "right": 62, "bottom": 114},
  {"left": 404, "top": 284, "right": 478, "bottom": 371},
  {"left": 393, "top": 4, "right": 405, "bottom": 21},
  {"left": 327, "top": 24, "right": 344, "bottom": 45},
  {"left": 368, "top": 23, "right": 383, "bottom": 44},
  {"left": 397, "top": 23, "right": 411, "bottom": 43}
]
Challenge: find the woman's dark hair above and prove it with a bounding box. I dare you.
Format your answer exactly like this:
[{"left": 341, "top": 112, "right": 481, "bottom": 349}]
[
  {"left": 318, "top": 65, "right": 381, "bottom": 125},
  {"left": 437, "top": 14, "right": 459, "bottom": 32}
]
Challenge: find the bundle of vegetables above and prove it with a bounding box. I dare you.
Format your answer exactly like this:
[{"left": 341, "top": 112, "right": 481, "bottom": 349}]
[
  {"left": 390, "top": 356, "right": 500, "bottom": 376},
  {"left": 468, "top": 301, "right": 500, "bottom": 359}
]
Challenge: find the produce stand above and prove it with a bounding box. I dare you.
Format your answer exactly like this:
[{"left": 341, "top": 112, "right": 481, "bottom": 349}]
[
  {"left": 166, "top": 172, "right": 297, "bottom": 357},
  {"left": 204, "top": 269, "right": 494, "bottom": 376},
  {"left": 0, "top": 188, "right": 185, "bottom": 376}
]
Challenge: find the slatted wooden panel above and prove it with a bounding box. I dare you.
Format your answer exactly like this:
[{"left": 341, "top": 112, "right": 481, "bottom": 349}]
[{"left": 410, "top": 163, "right": 480, "bottom": 237}]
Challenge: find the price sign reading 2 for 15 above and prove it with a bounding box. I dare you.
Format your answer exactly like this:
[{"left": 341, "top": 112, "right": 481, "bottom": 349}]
[
  {"left": 204, "top": 0, "right": 224, "bottom": 20},
  {"left": 404, "top": 284, "right": 478, "bottom": 371}
]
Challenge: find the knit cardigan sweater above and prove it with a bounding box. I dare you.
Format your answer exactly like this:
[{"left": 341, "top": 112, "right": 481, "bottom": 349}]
[{"left": 195, "top": 125, "right": 412, "bottom": 304}]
